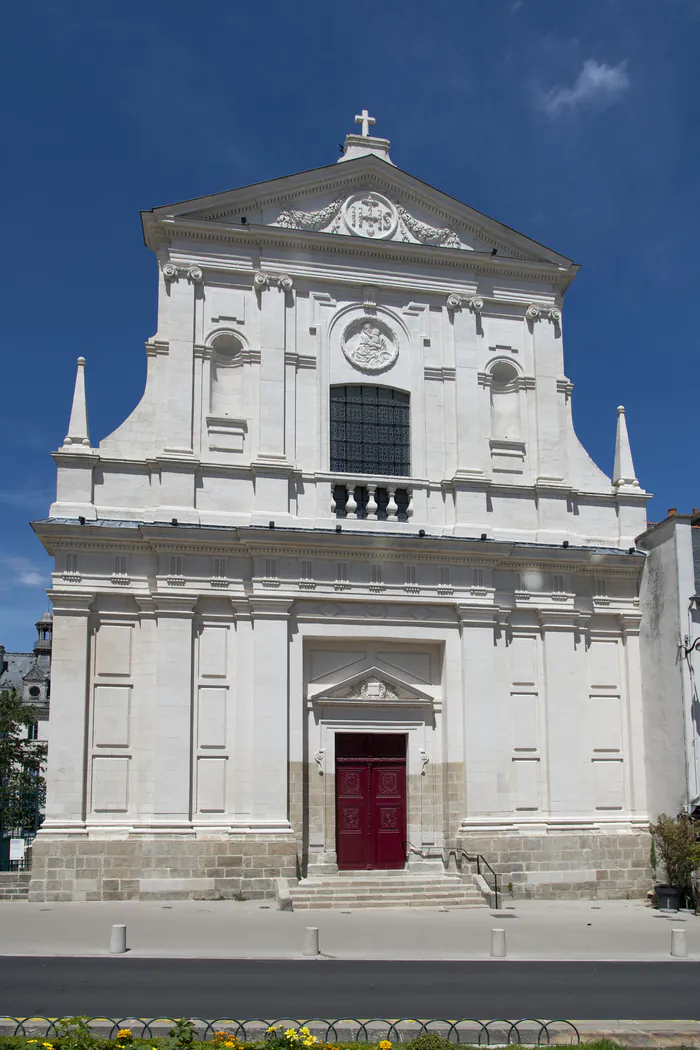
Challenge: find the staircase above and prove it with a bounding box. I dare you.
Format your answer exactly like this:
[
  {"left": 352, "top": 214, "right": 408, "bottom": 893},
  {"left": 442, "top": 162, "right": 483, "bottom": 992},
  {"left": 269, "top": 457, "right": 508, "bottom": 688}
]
[{"left": 290, "top": 869, "right": 487, "bottom": 910}]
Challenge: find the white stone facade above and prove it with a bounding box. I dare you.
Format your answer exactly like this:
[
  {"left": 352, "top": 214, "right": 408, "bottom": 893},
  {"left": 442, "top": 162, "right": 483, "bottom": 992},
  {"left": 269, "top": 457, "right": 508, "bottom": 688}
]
[{"left": 30, "top": 121, "right": 653, "bottom": 902}]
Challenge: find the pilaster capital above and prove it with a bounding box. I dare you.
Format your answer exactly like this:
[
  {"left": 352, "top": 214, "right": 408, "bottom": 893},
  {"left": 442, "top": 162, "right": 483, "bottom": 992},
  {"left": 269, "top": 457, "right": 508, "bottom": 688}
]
[
  {"left": 446, "top": 293, "right": 482, "bottom": 313},
  {"left": 151, "top": 594, "right": 198, "bottom": 618},
  {"left": 46, "top": 590, "right": 94, "bottom": 617},
  {"left": 456, "top": 604, "right": 497, "bottom": 628},
  {"left": 248, "top": 596, "right": 295, "bottom": 620},
  {"left": 162, "top": 263, "right": 203, "bottom": 284},
  {"left": 537, "top": 608, "right": 581, "bottom": 631},
  {"left": 619, "top": 612, "right": 641, "bottom": 636}
]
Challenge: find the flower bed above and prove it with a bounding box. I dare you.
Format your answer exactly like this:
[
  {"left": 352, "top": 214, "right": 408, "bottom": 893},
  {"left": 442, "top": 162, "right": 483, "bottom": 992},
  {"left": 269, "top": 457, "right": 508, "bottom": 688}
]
[{"left": 0, "top": 1018, "right": 586, "bottom": 1049}]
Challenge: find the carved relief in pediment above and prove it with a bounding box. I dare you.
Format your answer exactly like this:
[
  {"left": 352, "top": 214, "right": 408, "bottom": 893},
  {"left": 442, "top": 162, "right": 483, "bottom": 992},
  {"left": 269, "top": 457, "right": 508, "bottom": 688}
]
[
  {"left": 273, "top": 190, "right": 464, "bottom": 249},
  {"left": 342, "top": 676, "right": 398, "bottom": 700}
]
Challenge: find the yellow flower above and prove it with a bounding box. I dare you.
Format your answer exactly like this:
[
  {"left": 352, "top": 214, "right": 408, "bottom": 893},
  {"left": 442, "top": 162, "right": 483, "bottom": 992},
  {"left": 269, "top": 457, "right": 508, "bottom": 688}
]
[
  {"left": 380, "top": 1042, "right": 393, "bottom": 1049},
  {"left": 267, "top": 1028, "right": 277, "bottom": 1034},
  {"left": 118, "top": 1031, "right": 132, "bottom": 1040},
  {"left": 42, "top": 1043, "right": 53, "bottom": 1047},
  {"left": 300, "top": 1030, "right": 310, "bottom": 1037}
]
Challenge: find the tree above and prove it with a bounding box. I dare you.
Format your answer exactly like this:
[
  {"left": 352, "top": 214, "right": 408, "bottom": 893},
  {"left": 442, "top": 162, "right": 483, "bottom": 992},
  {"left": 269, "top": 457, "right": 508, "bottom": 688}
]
[{"left": 0, "top": 689, "right": 47, "bottom": 833}]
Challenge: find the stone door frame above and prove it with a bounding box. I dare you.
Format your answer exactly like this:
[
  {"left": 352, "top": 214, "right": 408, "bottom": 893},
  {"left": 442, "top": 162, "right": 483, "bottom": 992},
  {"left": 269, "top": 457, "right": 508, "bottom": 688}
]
[{"left": 306, "top": 709, "right": 440, "bottom": 875}]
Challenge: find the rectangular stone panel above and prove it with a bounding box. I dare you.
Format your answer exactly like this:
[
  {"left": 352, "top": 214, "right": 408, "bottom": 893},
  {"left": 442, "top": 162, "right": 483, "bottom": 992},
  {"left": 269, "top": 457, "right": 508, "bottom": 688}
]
[
  {"left": 589, "top": 640, "right": 619, "bottom": 689},
  {"left": 513, "top": 756, "right": 539, "bottom": 810},
  {"left": 511, "top": 691, "right": 538, "bottom": 751},
  {"left": 199, "top": 625, "right": 228, "bottom": 678},
  {"left": 197, "top": 686, "right": 227, "bottom": 748},
  {"left": 197, "top": 756, "right": 227, "bottom": 812},
  {"left": 91, "top": 756, "right": 129, "bottom": 812},
  {"left": 592, "top": 757, "right": 624, "bottom": 809},
  {"left": 93, "top": 685, "right": 131, "bottom": 747},
  {"left": 511, "top": 635, "right": 537, "bottom": 686},
  {"left": 589, "top": 693, "right": 622, "bottom": 752},
  {"left": 95, "top": 624, "right": 132, "bottom": 677}
]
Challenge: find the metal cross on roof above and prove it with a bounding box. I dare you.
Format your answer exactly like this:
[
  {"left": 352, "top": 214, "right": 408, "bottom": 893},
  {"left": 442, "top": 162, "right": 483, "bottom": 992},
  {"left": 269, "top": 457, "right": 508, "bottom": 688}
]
[{"left": 354, "top": 109, "right": 376, "bottom": 137}]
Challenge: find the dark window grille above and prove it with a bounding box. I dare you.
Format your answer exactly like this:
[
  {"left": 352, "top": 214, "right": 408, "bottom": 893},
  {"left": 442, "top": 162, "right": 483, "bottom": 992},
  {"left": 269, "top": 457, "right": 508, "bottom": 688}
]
[{"left": 330, "top": 385, "right": 410, "bottom": 477}]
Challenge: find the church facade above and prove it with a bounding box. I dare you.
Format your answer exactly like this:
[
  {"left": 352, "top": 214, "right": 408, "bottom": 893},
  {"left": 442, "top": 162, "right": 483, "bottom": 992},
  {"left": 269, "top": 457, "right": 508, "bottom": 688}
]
[{"left": 30, "top": 117, "right": 653, "bottom": 903}]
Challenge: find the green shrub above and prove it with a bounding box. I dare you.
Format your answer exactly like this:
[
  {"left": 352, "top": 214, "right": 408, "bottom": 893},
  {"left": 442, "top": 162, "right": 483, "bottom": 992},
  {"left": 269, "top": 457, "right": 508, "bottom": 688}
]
[{"left": 406, "top": 1034, "right": 453, "bottom": 1050}]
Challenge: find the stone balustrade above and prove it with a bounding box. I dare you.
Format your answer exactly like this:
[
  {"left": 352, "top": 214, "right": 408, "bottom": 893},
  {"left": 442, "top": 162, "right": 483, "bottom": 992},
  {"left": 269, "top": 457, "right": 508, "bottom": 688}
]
[{"left": 331, "top": 479, "right": 413, "bottom": 522}]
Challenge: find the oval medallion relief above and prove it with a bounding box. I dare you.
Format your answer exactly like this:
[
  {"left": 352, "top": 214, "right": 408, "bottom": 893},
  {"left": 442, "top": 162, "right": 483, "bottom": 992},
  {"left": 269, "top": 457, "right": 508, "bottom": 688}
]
[
  {"left": 341, "top": 317, "right": 399, "bottom": 373},
  {"left": 342, "top": 191, "right": 398, "bottom": 239}
]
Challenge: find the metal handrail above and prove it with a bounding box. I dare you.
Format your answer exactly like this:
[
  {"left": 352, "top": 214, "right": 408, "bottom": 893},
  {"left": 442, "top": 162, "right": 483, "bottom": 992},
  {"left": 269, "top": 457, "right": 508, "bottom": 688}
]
[{"left": 405, "top": 841, "right": 501, "bottom": 910}]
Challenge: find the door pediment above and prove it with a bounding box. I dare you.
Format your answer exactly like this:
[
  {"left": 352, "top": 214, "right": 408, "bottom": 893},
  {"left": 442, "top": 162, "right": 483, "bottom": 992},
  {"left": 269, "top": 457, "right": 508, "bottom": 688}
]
[{"left": 308, "top": 665, "right": 435, "bottom": 709}]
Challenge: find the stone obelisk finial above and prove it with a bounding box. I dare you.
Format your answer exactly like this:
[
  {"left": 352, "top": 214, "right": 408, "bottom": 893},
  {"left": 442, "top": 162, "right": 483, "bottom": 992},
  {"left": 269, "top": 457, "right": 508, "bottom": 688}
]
[
  {"left": 62, "top": 357, "right": 91, "bottom": 449},
  {"left": 613, "top": 405, "right": 639, "bottom": 488}
]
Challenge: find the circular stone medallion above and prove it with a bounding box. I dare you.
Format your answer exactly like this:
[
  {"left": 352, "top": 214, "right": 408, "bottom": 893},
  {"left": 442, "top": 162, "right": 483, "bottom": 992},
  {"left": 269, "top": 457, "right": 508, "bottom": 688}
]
[
  {"left": 341, "top": 317, "right": 399, "bottom": 373},
  {"left": 342, "top": 191, "right": 398, "bottom": 239}
]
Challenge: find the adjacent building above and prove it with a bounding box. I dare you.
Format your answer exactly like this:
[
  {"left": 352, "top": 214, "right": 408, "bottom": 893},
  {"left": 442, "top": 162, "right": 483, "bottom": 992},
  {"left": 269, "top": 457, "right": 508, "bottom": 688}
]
[
  {"left": 0, "top": 611, "right": 53, "bottom": 742},
  {"left": 637, "top": 511, "right": 700, "bottom": 820}
]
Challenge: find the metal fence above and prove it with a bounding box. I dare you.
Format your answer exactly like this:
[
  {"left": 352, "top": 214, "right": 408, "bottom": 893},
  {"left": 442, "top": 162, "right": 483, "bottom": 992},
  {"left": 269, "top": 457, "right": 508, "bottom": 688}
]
[
  {"left": 0, "top": 1017, "right": 581, "bottom": 1045},
  {"left": 0, "top": 778, "right": 43, "bottom": 871}
]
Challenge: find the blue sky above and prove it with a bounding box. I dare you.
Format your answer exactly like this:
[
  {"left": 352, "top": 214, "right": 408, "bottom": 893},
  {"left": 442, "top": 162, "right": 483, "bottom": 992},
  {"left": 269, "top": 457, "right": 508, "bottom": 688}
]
[{"left": 1, "top": 0, "right": 699, "bottom": 650}]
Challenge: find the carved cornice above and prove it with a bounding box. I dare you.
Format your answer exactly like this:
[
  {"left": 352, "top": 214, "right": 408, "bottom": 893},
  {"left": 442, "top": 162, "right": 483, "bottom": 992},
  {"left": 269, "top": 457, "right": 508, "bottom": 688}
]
[
  {"left": 46, "top": 590, "right": 94, "bottom": 616},
  {"left": 148, "top": 219, "right": 575, "bottom": 289}
]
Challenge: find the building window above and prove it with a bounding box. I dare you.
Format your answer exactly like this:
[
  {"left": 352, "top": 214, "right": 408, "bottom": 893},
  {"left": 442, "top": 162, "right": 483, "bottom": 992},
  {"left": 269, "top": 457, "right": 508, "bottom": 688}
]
[
  {"left": 28, "top": 722, "right": 39, "bottom": 740},
  {"left": 330, "top": 385, "right": 410, "bottom": 477}
]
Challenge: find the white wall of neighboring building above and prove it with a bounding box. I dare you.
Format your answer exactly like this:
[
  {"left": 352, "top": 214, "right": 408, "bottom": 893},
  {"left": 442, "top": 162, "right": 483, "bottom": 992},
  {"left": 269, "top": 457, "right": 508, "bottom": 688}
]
[{"left": 638, "top": 514, "right": 700, "bottom": 817}]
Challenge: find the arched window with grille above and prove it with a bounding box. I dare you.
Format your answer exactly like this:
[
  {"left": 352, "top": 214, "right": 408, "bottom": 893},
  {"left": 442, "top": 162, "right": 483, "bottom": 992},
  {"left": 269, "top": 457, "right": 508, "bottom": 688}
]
[{"left": 330, "top": 385, "right": 410, "bottom": 476}]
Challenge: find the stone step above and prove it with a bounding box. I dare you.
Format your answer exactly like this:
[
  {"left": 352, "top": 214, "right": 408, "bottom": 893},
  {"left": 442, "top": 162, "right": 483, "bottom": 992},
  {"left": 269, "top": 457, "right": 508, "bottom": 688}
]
[
  {"left": 294, "top": 881, "right": 477, "bottom": 893},
  {"left": 290, "top": 873, "right": 487, "bottom": 910},
  {"left": 292, "top": 897, "right": 485, "bottom": 910},
  {"left": 292, "top": 890, "right": 483, "bottom": 900}
]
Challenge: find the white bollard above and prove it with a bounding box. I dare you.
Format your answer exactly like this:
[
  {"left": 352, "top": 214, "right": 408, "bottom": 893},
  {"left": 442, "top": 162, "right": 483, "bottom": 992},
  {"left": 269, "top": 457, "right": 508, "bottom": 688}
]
[
  {"left": 109, "top": 924, "right": 127, "bottom": 954},
  {"left": 671, "top": 928, "right": 688, "bottom": 958},
  {"left": 491, "top": 928, "right": 506, "bottom": 958},
  {"left": 303, "top": 926, "right": 320, "bottom": 957}
]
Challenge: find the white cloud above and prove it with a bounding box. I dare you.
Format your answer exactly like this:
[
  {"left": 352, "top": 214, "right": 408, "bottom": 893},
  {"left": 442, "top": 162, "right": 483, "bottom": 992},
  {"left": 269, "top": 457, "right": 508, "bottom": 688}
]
[
  {"left": 539, "top": 59, "right": 630, "bottom": 117},
  {"left": 18, "top": 571, "right": 45, "bottom": 587},
  {"left": 0, "top": 556, "right": 48, "bottom": 589}
]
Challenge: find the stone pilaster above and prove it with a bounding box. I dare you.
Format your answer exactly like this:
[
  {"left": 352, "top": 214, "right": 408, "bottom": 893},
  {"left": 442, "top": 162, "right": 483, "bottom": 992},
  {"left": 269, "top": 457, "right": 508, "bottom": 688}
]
[
  {"left": 41, "top": 591, "right": 94, "bottom": 828},
  {"left": 152, "top": 595, "right": 197, "bottom": 821}
]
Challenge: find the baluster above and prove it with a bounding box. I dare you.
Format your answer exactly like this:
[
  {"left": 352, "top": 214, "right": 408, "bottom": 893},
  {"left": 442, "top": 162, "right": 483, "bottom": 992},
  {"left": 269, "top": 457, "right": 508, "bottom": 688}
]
[
  {"left": 406, "top": 488, "right": 413, "bottom": 521},
  {"left": 346, "top": 485, "right": 358, "bottom": 519},
  {"left": 330, "top": 483, "right": 337, "bottom": 517},
  {"left": 366, "top": 483, "right": 378, "bottom": 520},
  {"left": 386, "top": 486, "right": 398, "bottom": 519}
]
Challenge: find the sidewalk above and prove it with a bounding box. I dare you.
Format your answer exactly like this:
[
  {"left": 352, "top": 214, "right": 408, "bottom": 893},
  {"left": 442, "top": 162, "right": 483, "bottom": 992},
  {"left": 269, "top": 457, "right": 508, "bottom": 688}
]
[{"left": 0, "top": 897, "right": 697, "bottom": 960}]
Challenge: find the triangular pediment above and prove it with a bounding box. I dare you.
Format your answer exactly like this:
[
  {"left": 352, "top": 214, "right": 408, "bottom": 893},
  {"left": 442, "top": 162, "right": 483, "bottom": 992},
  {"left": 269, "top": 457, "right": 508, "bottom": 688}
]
[
  {"left": 309, "top": 665, "right": 434, "bottom": 706},
  {"left": 143, "top": 156, "right": 572, "bottom": 267},
  {"left": 22, "top": 664, "right": 45, "bottom": 682}
]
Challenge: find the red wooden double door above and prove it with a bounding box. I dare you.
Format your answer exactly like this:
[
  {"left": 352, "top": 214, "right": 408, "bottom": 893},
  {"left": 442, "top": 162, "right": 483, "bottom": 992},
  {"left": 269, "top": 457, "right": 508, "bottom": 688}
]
[{"left": 335, "top": 733, "right": 407, "bottom": 870}]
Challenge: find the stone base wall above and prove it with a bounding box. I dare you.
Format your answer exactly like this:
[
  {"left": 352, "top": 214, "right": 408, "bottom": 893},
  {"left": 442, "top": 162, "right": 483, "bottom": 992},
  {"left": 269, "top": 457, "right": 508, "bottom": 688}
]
[
  {"left": 0, "top": 870, "right": 31, "bottom": 900},
  {"left": 28, "top": 835, "right": 298, "bottom": 902},
  {"left": 458, "top": 831, "right": 652, "bottom": 900}
]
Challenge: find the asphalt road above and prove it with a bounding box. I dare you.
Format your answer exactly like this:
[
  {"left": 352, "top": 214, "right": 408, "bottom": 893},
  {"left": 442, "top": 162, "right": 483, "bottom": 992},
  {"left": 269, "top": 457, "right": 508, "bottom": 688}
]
[{"left": 1, "top": 959, "right": 700, "bottom": 1020}]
